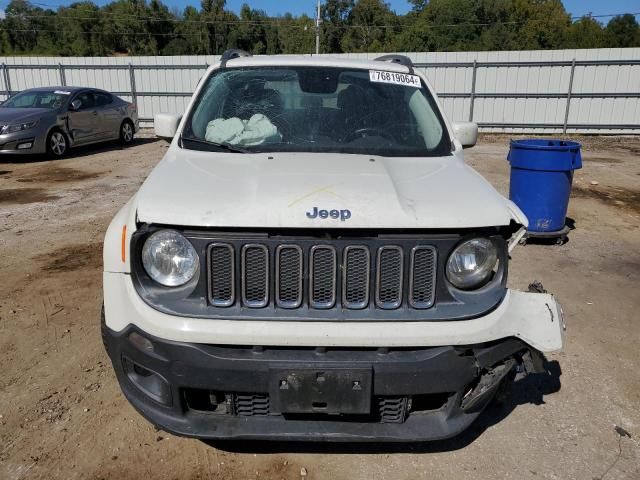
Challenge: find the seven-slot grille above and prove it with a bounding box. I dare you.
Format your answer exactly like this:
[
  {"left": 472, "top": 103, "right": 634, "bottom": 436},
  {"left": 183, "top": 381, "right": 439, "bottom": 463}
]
[{"left": 207, "top": 242, "right": 437, "bottom": 310}]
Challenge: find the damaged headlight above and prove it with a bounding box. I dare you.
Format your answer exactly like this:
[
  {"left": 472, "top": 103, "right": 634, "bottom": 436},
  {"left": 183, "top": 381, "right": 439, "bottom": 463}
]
[
  {"left": 446, "top": 238, "right": 498, "bottom": 290},
  {"left": 141, "top": 230, "right": 199, "bottom": 287}
]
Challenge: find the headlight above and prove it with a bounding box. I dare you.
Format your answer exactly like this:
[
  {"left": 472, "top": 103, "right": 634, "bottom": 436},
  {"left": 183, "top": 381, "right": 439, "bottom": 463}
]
[
  {"left": 446, "top": 238, "right": 498, "bottom": 290},
  {"left": 2, "top": 120, "right": 39, "bottom": 134},
  {"left": 141, "top": 230, "right": 199, "bottom": 286}
]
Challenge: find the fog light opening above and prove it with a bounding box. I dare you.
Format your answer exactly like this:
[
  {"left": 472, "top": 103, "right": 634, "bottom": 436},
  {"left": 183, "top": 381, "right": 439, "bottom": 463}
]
[
  {"left": 17, "top": 142, "right": 33, "bottom": 150},
  {"left": 129, "top": 331, "right": 154, "bottom": 353},
  {"left": 122, "top": 356, "right": 171, "bottom": 405}
]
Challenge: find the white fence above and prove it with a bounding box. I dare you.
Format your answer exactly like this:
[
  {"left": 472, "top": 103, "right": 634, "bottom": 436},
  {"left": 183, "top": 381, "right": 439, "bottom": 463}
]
[{"left": 0, "top": 48, "right": 638, "bottom": 134}]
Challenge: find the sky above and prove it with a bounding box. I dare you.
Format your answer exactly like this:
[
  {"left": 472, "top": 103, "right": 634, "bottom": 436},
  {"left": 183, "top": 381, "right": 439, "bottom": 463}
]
[
  {"left": 0, "top": 0, "right": 638, "bottom": 20},
  {"left": 218, "top": 0, "right": 640, "bottom": 19}
]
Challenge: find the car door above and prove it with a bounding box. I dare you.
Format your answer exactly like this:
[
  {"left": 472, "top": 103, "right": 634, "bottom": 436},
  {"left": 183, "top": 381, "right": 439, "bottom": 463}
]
[
  {"left": 66, "top": 91, "right": 100, "bottom": 144},
  {"left": 92, "top": 91, "right": 122, "bottom": 139}
]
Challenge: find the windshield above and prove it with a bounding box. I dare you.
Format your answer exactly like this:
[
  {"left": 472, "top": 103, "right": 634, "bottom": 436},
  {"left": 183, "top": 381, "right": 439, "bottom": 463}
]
[
  {"left": 2, "top": 90, "right": 70, "bottom": 109},
  {"left": 182, "top": 66, "right": 451, "bottom": 157}
]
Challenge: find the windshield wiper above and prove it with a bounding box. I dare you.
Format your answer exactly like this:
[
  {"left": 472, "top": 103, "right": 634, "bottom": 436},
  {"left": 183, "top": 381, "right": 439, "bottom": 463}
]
[{"left": 180, "top": 136, "right": 249, "bottom": 153}]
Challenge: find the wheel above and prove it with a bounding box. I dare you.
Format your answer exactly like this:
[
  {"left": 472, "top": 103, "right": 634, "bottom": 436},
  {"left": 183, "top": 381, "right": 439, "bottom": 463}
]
[
  {"left": 119, "top": 120, "right": 134, "bottom": 145},
  {"left": 46, "top": 129, "right": 68, "bottom": 158}
]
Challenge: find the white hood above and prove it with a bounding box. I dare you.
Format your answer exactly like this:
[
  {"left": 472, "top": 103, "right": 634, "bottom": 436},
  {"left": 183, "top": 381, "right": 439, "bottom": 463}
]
[{"left": 136, "top": 147, "right": 526, "bottom": 229}]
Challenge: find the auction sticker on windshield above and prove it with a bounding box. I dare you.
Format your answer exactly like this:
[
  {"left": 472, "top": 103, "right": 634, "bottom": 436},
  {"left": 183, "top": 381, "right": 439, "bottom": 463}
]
[{"left": 369, "top": 70, "right": 421, "bottom": 88}]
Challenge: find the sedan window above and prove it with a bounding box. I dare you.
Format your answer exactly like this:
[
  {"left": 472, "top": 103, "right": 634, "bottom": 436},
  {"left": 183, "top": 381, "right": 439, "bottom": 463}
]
[
  {"left": 2, "top": 91, "right": 69, "bottom": 109},
  {"left": 74, "top": 92, "right": 95, "bottom": 110},
  {"left": 94, "top": 92, "right": 113, "bottom": 107}
]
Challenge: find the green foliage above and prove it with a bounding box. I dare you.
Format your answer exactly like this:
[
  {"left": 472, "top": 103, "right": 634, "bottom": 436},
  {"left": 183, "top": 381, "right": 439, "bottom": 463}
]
[
  {"left": 0, "top": 0, "right": 637, "bottom": 56},
  {"left": 605, "top": 14, "right": 640, "bottom": 48}
]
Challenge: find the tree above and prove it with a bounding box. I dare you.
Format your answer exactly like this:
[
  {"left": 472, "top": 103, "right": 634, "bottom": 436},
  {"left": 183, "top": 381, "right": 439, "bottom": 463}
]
[
  {"left": 321, "top": 0, "right": 354, "bottom": 53},
  {"left": 0, "top": 0, "right": 631, "bottom": 56},
  {"left": 168, "top": 6, "right": 209, "bottom": 55},
  {"left": 605, "top": 14, "right": 640, "bottom": 48},
  {"left": 4, "top": 0, "right": 57, "bottom": 54},
  {"left": 277, "top": 13, "right": 315, "bottom": 54},
  {"left": 566, "top": 16, "right": 606, "bottom": 49},
  {"left": 55, "top": 2, "right": 105, "bottom": 56},
  {"left": 421, "top": 0, "right": 480, "bottom": 51},
  {"left": 341, "top": 0, "right": 399, "bottom": 53}
]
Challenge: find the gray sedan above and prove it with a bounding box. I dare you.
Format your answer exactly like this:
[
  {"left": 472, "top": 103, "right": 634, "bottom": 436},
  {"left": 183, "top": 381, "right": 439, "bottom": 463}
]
[{"left": 0, "top": 86, "right": 138, "bottom": 157}]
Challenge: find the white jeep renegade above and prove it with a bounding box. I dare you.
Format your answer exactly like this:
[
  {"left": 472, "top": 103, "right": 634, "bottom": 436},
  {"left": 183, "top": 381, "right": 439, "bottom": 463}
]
[{"left": 102, "top": 50, "right": 564, "bottom": 442}]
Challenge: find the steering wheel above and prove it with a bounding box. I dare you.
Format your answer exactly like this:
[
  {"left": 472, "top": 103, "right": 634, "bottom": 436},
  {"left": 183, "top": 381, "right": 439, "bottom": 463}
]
[{"left": 344, "top": 127, "right": 396, "bottom": 143}]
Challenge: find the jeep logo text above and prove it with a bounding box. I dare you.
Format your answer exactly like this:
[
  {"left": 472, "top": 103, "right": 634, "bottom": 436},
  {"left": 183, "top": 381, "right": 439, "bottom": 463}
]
[{"left": 306, "top": 207, "right": 351, "bottom": 221}]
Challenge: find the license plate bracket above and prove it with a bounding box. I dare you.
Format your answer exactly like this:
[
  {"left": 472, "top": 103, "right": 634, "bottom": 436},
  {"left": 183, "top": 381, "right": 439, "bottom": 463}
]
[{"left": 269, "top": 366, "right": 372, "bottom": 415}]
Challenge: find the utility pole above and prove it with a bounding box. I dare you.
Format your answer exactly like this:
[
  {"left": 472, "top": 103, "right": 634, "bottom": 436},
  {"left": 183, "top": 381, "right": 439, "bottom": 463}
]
[{"left": 315, "top": 0, "right": 321, "bottom": 55}]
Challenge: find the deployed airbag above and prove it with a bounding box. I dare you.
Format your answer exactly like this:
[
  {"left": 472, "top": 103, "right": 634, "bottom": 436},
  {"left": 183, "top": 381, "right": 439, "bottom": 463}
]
[{"left": 205, "top": 114, "right": 281, "bottom": 146}]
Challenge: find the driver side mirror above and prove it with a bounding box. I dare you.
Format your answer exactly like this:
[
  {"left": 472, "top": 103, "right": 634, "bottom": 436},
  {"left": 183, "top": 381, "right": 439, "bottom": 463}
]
[
  {"left": 452, "top": 121, "right": 478, "bottom": 149},
  {"left": 154, "top": 112, "right": 182, "bottom": 142},
  {"left": 69, "top": 99, "right": 82, "bottom": 111}
]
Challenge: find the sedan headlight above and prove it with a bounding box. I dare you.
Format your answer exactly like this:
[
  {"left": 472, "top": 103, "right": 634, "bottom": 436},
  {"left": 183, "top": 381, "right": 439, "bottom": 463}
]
[
  {"left": 2, "top": 120, "right": 39, "bottom": 134},
  {"left": 446, "top": 238, "right": 498, "bottom": 290},
  {"left": 141, "top": 230, "right": 199, "bottom": 287}
]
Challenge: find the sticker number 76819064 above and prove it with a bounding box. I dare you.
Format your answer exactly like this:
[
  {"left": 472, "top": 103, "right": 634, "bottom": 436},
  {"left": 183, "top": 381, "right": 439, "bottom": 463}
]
[{"left": 368, "top": 70, "right": 421, "bottom": 88}]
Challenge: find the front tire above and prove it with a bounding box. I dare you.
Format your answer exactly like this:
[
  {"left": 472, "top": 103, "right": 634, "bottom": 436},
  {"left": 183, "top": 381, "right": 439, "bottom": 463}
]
[
  {"left": 47, "top": 129, "right": 68, "bottom": 158},
  {"left": 120, "top": 120, "right": 134, "bottom": 145}
]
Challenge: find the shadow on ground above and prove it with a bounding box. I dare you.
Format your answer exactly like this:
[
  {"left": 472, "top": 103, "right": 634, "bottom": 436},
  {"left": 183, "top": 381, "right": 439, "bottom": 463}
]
[
  {"left": 0, "top": 137, "right": 159, "bottom": 164},
  {"left": 205, "top": 360, "right": 562, "bottom": 455}
]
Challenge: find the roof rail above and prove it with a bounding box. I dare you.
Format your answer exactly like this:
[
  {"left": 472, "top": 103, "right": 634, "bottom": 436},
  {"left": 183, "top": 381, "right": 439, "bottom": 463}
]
[
  {"left": 374, "top": 54, "right": 415, "bottom": 74},
  {"left": 220, "top": 49, "right": 252, "bottom": 68}
]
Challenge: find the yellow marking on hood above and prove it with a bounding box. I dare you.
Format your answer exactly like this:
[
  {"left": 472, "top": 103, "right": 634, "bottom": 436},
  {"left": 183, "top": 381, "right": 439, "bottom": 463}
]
[{"left": 287, "top": 185, "right": 346, "bottom": 208}]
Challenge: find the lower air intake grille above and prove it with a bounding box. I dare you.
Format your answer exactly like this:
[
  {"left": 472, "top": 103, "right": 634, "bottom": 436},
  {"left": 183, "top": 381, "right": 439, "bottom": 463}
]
[
  {"left": 234, "top": 393, "right": 270, "bottom": 416},
  {"left": 377, "top": 396, "right": 409, "bottom": 423}
]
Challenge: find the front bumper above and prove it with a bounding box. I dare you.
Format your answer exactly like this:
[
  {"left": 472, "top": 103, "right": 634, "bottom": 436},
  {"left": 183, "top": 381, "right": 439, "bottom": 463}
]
[
  {"left": 0, "top": 131, "right": 46, "bottom": 154},
  {"left": 103, "top": 272, "right": 564, "bottom": 351},
  {"left": 102, "top": 272, "right": 563, "bottom": 441},
  {"left": 102, "top": 312, "right": 546, "bottom": 442}
]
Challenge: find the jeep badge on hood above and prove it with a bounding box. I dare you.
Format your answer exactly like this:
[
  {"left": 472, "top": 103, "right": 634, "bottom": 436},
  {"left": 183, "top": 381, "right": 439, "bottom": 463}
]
[{"left": 306, "top": 207, "right": 351, "bottom": 221}]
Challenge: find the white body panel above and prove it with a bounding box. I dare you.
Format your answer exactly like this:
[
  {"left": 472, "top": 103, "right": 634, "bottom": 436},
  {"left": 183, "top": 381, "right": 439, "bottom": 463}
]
[
  {"left": 135, "top": 148, "right": 526, "bottom": 229},
  {"left": 103, "top": 54, "right": 561, "bottom": 354},
  {"left": 103, "top": 272, "right": 564, "bottom": 352}
]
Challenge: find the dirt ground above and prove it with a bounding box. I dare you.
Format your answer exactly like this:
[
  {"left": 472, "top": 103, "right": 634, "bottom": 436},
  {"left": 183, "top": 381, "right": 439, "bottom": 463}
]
[{"left": 0, "top": 133, "right": 639, "bottom": 480}]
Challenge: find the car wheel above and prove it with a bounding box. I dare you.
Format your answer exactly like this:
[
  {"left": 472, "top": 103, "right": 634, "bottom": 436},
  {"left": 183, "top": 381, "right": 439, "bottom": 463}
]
[
  {"left": 120, "top": 120, "right": 134, "bottom": 144},
  {"left": 47, "top": 130, "right": 68, "bottom": 158}
]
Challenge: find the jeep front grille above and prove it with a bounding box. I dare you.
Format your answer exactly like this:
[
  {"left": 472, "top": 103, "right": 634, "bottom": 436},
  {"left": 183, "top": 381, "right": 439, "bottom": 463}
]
[
  {"left": 310, "top": 246, "right": 337, "bottom": 308},
  {"left": 208, "top": 243, "right": 235, "bottom": 307},
  {"left": 241, "top": 244, "right": 269, "bottom": 308},
  {"left": 276, "top": 245, "right": 303, "bottom": 308},
  {"left": 376, "top": 246, "right": 404, "bottom": 309},
  {"left": 207, "top": 241, "right": 437, "bottom": 311},
  {"left": 343, "top": 246, "right": 370, "bottom": 309},
  {"left": 409, "top": 246, "right": 437, "bottom": 308}
]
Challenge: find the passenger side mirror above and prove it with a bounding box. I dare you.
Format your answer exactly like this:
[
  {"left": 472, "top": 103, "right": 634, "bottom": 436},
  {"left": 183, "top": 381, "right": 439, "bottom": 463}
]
[
  {"left": 452, "top": 121, "right": 478, "bottom": 149},
  {"left": 154, "top": 113, "right": 182, "bottom": 142},
  {"left": 69, "top": 99, "right": 82, "bottom": 111}
]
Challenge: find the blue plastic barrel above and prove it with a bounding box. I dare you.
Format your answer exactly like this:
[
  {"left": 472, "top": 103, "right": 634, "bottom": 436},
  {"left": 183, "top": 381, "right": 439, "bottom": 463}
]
[{"left": 507, "top": 139, "right": 582, "bottom": 233}]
